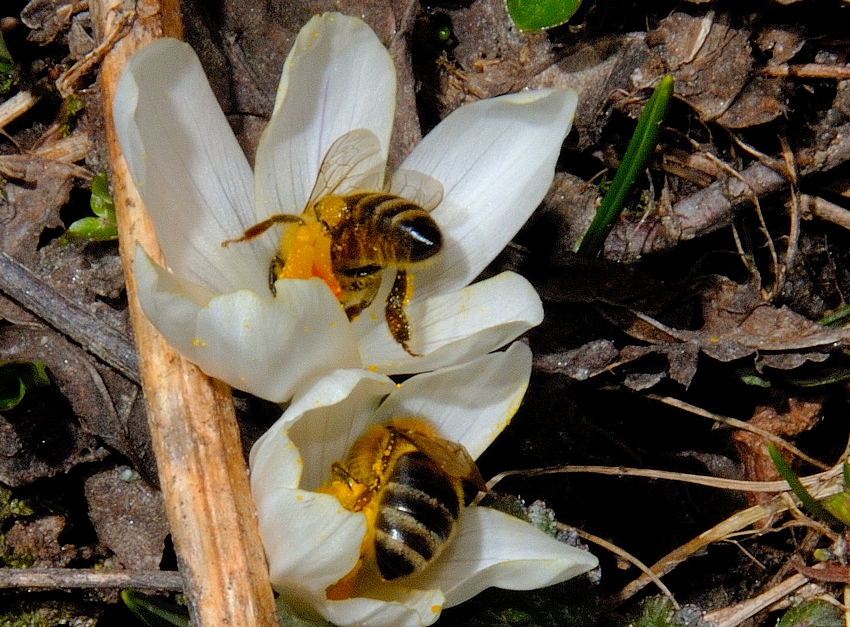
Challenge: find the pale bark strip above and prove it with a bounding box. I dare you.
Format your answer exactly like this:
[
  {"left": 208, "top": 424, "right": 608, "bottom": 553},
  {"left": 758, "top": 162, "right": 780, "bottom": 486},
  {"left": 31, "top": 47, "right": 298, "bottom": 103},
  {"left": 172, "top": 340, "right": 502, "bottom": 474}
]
[
  {"left": 0, "top": 568, "right": 183, "bottom": 591},
  {"left": 91, "top": 1, "right": 278, "bottom": 624}
]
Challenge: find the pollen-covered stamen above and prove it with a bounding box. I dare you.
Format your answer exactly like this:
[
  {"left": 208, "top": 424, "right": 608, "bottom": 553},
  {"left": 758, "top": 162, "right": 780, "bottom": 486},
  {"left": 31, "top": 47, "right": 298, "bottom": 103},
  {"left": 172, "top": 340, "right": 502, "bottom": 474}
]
[{"left": 276, "top": 222, "right": 343, "bottom": 298}]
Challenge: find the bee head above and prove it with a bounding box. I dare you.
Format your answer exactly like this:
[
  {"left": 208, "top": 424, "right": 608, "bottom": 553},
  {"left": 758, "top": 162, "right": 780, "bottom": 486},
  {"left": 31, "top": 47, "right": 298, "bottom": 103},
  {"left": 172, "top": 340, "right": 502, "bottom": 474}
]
[{"left": 397, "top": 214, "right": 442, "bottom": 262}]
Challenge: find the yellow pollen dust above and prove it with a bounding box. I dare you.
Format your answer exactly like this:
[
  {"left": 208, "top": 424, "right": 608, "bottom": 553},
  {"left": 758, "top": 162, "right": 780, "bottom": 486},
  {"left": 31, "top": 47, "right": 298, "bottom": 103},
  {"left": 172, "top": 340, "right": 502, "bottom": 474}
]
[
  {"left": 318, "top": 479, "right": 379, "bottom": 601},
  {"left": 277, "top": 222, "right": 342, "bottom": 298}
]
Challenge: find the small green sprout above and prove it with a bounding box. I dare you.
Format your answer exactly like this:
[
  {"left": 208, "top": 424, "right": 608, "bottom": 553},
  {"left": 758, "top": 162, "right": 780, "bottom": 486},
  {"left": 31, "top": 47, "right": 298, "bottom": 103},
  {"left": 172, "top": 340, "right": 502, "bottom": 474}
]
[
  {"left": 60, "top": 171, "right": 118, "bottom": 244},
  {"left": 777, "top": 599, "right": 843, "bottom": 627},
  {"left": 505, "top": 0, "right": 582, "bottom": 31},
  {"left": 768, "top": 442, "right": 848, "bottom": 526},
  {"left": 0, "top": 30, "right": 16, "bottom": 95},
  {"left": 121, "top": 590, "right": 189, "bottom": 627},
  {"left": 0, "top": 360, "right": 50, "bottom": 411},
  {"left": 629, "top": 596, "right": 711, "bottom": 627},
  {"left": 576, "top": 75, "right": 674, "bottom": 257},
  {"left": 58, "top": 95, "right": 84, "bottom": 138}
]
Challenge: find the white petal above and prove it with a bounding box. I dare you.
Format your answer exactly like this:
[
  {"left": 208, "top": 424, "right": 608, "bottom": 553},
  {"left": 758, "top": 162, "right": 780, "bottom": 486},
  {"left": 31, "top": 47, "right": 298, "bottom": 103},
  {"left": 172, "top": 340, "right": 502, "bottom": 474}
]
[
  {"left": 355, "top": 272, "right": 543, "bottom": 374},
  {"left": 135, "top": 249, "right": 359, "bottom": 402},
  {"left": 254, "top": 13, "right": 396, "bottom": 220},
  {"left": 429, "top": 507, "right": 598, "bottom": 608},
  {"left": 276, "top": 369, "right": 395, "bottom": 491},
  {"left": 249, "top": 420, "right": 304, "bottom": 503},
  {"left": 257, "top": 488, "right": 366, "bottom": 594},
  {"left": 113, "top": 38, "right": 268, "bottom": 294},
  {"left": 401, "top": 89, "right": 579, "bottom": 297},
  {"left": 310, "top": 590, "right": 445, "bottom": 627},
  {"left": 373, "top": 343, "right": 532, "bottom": 459}
]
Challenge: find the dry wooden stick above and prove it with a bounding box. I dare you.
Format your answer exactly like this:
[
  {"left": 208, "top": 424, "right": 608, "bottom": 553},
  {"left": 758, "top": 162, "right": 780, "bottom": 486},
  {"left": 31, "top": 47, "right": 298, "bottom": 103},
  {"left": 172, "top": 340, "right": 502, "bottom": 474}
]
[
  {"left": 0, "top": 568, "right": 183, "bottom": 591},
  {"left": 703, "top": 573, "right": 812, "bottom": 627},
  {"left": 91, "top": 1, "right": 277, "bottom": 625},
  {"left": 615, "top": 460, "right": 845, "bottom": 604}
]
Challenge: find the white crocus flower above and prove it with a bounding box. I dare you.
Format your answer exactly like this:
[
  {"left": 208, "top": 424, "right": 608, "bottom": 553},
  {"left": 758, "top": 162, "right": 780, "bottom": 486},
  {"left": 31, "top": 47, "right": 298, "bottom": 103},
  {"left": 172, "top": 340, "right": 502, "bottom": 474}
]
[
  {"left": 250, "top": 342, "right": 598, "bottom": 627},
  {"left": 112, "top": 13, "right": 578, "bottom": 402}
]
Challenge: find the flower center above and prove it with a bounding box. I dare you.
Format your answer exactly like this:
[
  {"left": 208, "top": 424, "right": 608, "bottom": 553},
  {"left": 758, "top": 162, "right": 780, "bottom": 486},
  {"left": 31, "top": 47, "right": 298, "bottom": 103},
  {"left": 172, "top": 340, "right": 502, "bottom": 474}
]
[{"left": 275, "top": 221, "right": 342, "bottom": 298}]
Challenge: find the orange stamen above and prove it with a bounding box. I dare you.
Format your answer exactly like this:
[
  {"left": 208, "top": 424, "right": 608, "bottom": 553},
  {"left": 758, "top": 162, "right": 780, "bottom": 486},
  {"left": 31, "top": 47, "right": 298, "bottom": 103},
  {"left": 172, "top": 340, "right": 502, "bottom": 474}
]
[{"left": 277, "top": 222, "right": 342, "bottom": 298}]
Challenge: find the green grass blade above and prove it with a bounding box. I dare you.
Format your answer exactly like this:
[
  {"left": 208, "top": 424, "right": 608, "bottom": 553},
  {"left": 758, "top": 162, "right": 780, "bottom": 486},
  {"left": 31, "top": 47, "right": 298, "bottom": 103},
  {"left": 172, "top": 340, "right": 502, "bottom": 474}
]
[
  {"left": 767, "top": 442, "right": 842, "bottom": 526},
  {"left": 576, "top": 74, "right": 674, "bottom": 256},
  {"left": 121, "top": 590, "right": 189, "bottom": 627}
]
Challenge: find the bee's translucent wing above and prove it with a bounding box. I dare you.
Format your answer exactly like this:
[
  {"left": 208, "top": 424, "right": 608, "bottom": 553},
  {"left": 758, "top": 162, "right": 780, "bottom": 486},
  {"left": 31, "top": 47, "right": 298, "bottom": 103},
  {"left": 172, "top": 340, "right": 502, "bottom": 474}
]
[
  {"left": 391, "top": 169, "right": 444, "bottom": 211},
  {"left": 400, "top": 430, "right": 485, "bottom": 489},
  {"left": 307, "top": 129, "right": 385, "bottom": 207}
]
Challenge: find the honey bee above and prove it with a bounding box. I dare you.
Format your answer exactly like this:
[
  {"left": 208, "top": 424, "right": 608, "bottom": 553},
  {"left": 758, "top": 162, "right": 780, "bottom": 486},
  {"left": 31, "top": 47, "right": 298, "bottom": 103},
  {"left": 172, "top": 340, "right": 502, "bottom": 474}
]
[
  {"left": 320, "top": 418, "right": 486, "bottom": 591},
  {"left": 222, "top": 129, "right": 443, "bottom": 356}
]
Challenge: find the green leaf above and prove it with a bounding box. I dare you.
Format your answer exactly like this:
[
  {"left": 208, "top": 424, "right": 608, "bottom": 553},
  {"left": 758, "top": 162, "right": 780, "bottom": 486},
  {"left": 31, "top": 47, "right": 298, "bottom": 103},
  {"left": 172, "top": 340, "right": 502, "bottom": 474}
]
[
  {"left": 629, "top": 596, "right": 711, "bottom": 627},
  {"left": 60, "top": 172, "right": 118, "bottom": 243},
  {"left": 58, "top": 96, "right": 84, "bottom": 138},
  {"left": 0, "top": 31, "right": 16, "bottom": 95},
  {"left": 778, "top": 599, "right": 843, "bottom": 627},
  {"left": 576, "top": 75, "right": 674, "bottom": 257},
  {"left": 276, "top": 599, "right": 334, "bottom": 627},
  {"left": 817, "top": 303, "right": 850, "bottom": 327},
  {"left": 505, "top": 0, "right": 582, "bottom": 31},
  {"left": 121, "top": 590, "right": 189, "bottom": 627},
  {"left": 768, "top": 443, "right": 842, "bottom": 526},
  {"left": 0, "top": 360, "right": 50, "bottom": 411}
]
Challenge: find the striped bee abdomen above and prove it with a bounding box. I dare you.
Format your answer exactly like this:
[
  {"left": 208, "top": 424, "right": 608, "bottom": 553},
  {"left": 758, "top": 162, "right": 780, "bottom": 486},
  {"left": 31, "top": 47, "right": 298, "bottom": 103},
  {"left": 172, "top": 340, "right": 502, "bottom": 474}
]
[
  {"left": 330, "top": 193, "right": 442, "bottom": 268},
  {"left": 374, "top": 451, "right": 462, "bottom": 581}
]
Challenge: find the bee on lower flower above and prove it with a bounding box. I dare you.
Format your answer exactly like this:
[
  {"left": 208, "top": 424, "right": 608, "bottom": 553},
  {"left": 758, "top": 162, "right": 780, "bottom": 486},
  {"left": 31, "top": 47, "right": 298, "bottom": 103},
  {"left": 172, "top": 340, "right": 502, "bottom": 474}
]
[{"left": 319, "top": 417, "right": 486, "bottom": 595}]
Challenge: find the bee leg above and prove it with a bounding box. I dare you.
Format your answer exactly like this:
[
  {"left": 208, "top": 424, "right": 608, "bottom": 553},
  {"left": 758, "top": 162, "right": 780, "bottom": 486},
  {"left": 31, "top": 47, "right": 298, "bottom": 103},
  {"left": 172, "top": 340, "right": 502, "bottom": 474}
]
[
  {"left": 331, "top": 462, "right": 356, "bottom": 488},
  {"left": 339, "top": 268, "right": 382, "bottom": 319},
  {"left": 221, "top": 214, "right": 304, "bottom": 247},
  {"left": 267, "top": 255, "right": 286, "bottom": 296},
  {"left": 330, "top": 462, "right": 375, "bottom": 511},
  {"left": 385, "top": 270, "right": 419, "bottom": 357}
]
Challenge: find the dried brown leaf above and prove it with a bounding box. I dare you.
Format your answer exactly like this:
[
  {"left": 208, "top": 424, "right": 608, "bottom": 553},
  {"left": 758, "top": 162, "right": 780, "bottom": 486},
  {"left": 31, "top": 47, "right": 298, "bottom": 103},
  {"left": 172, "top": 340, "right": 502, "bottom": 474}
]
[
  {"left": 84, "top": 467, "right": 169, "bottom": 570},
  {"left": 732, "top": 397, "right": 824, "bottom": 505},
  {"left": 645, "top": 11, "right": 753, "bottom": 122}
]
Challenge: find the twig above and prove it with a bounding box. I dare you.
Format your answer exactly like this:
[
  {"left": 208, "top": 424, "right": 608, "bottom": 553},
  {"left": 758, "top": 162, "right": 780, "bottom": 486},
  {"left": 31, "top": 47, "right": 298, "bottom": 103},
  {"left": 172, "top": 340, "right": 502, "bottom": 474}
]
[
  {"left": 0, "top": 567, "right": 183, "bottom": 591},
  {"left": 807, "top": 194, "right": 850, "bottom": 231},
  {"left": 0, "top": 252, "right": 139, "bottom": 383},
  {"left": 762, "top": 64, "right": 850, "bottom": 80},
  {"left": 606, "top": 121, "right": 850, "bottom": 261},
  {"left": 615, "top": 460, "right": 845, "bottom": 603},
  {"left": 56, "top": 5, "right": 134, "bottom": 98},
  {"left": 569, "top": 526, "right": 679, "bottom": 609},
  {"left": 702, "top": 573, "right": 810, "bottom": 627},
  {"left": 649, "top": 394, "right": 831, "bottom": 471},
  {"left": 487, "top": 463, "right": 838, "bottom": 494},
  {"left": 93, "top": 1, "right": 278, "bottom": 625},
  {"left": 0, "top": 91, "right": 38, "bottom": 131}
]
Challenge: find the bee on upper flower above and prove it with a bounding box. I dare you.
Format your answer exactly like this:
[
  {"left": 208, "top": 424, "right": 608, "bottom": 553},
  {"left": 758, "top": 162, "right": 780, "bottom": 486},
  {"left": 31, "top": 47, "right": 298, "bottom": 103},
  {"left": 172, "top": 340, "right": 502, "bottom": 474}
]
[
  {"left": 112, "top": 12, "right": 578, "bottom": 403},
  {"left": 221, "top": 128, "right": 444, "bottom": 356}
]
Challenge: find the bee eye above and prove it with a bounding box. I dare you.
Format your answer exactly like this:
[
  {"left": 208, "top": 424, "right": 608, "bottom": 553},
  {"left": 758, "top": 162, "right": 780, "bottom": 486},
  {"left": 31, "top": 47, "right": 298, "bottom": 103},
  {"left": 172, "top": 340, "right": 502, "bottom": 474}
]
[{"left": 398, "top": 215, "right": 442, "bottom": 262}]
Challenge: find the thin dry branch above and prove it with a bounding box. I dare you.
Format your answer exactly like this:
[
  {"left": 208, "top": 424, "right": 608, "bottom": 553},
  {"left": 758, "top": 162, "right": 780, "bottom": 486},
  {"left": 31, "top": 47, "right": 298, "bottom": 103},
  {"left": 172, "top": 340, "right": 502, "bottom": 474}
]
[
  {"left": 571, "top": 526, "right": 678, "bottom": 608},
  {"left": 488, "top": 463, "right": 837, "bottom": 493},
  {"left": 702, "top": 573, "right": 811, "bottom": 627},
  {"left": 649, "top": 394, "right": 831, "bottom": 470},
  {"left": 0, "top": 253, "right": 139, "bottom": 382},
  {"left": 0, "top": 568, "right": 183, "bottom": 591},
  {"left": 92, "top": 1, "right": 277, "bottom": 625},
  {"left": 606, "top": 121, "right": 850, "bottom": 261},
  {"left": 615, "top": 460, "right": 845, "bottom": 604}
]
